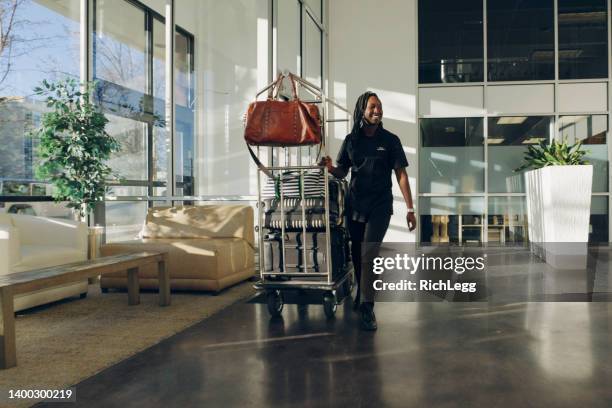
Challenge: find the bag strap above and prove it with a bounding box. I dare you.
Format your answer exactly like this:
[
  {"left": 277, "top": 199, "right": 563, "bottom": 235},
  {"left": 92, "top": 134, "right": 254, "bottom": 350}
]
[{"left": 247, "top": 144, "right": 274, "bottom": 179}]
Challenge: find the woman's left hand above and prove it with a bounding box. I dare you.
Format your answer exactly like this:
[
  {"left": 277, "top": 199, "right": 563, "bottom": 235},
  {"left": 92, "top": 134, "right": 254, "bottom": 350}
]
[{"left": 407, "top": 212, "right": 417, "bottom": 231}]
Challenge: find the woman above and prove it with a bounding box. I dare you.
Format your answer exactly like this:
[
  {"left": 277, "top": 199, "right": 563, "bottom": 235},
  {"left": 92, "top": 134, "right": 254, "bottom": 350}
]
[{"left": 320, "top": 91, "right": 416, "bottom": 331}]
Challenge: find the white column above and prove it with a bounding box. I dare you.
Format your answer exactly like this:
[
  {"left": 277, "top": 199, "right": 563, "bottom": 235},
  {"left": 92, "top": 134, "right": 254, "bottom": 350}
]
[
  {"left": 165, "top": 0, "right": 175, "bottom": 200},
  {"left": 80, "top": 0, "right": 89, "bottom": 85}
]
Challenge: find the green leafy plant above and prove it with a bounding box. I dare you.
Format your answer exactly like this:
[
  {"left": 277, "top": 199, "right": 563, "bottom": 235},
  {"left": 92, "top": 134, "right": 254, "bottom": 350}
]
[
  {"left": 31, "top": 78, "right": 120, "bottom": 218},
  {"left": 514, "top": 138, "right": 589, "bottom": 172}
]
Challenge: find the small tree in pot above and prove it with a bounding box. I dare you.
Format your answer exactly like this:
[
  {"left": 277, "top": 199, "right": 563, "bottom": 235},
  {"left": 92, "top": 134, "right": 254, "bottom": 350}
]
[{"left": 31, "top": 78, "right": 120, "bottom": 219}]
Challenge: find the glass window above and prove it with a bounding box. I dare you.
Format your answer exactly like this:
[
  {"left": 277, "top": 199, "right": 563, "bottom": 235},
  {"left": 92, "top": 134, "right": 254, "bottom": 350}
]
[
  {"left": 487, "top": 0, "right": 554, "bottom": 81},
  {"left": 418, "top": 0, "right": 483, "bottom": 83},
  {"left": 276, "top": 0, "right": 300, "bottom": 74},
  {"left": 174, "top": 30, "right": 196, "bottom": 197},
  {"left": 0, "top": 201, "right": 72, "bottom": 219},
  {"left": 105, "top": 114, "right": 148, "bottom": 181},
  {"left": 419, "top": 118, "right": 484, "bottom": 194},
  {"left": 0, "top": 0, "right": 80, "bottom": 196},
  {"left": 305, "top": 0, "right": 322, "bottom": 22},
  {"left": 558, "top": 0, "right": 608, "bottom": 79},
  {"left": 420, "top": 197, "right": 485, "bottom": 244},
  {"left": 488, "top": 196, "right": 528, "bottom": 244},
  {"left": 488, "top": 116, "right": 552, "bottom": 193},
  {"left": 303, "top": 14, "right": 322, "bottom": 88},
  {"left": 559, "top": 115, "right": 608, "bottom": 193},
  {"left": 104, "top": 201, "right": 147, "bottom": 242},
  {"left": 93, "top": 1, "right": 196, "bottom": 199},
  {"left": 93, "top": 0, "right": 146, "bottom": 93},
  {"left": 590, "top": 196, "right": 608, "bottom": 243},
  {"left": 152, "top": 18, "right": 169, "bottom": 196},
  {"left": 94, "top": 0, "right": 149, "bottom": 193}
]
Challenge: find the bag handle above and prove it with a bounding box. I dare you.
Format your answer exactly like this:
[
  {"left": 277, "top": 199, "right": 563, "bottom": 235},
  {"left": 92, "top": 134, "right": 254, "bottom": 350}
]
[
  {"left": 286, "top": 73, "right": 299, "bottom": 100},
  {"left": 271, "top": 73, "right": 299, "bottom": 101},
  {"left": 267, "top": 73, "right": 284, "bottom": 100}
]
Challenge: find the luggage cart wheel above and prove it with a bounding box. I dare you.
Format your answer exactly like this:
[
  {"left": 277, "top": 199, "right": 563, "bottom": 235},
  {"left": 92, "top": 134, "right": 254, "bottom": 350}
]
[
  {"left": 323, "top": 292, "right": 337, "bottom": 319},
  {"left": 267, "top": 290, "right": 284, "bottom": 317}
]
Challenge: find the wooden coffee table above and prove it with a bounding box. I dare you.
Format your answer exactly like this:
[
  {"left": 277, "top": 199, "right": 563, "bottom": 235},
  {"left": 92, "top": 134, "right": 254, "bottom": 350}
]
[{"left": 0, "top": 251, "right": 169, "bottom": 369}]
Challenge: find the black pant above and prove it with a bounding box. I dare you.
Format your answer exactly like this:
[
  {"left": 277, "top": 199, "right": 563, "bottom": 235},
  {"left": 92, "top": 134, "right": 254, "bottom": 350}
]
[{"left": 348, "top": 211, "right": 391, "bottom": 303}]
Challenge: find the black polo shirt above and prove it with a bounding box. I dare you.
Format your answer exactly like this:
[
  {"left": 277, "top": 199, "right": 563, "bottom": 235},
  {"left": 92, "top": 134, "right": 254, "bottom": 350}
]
[{"left": 336, "top": 123, "right": 408, "bottom": 222}]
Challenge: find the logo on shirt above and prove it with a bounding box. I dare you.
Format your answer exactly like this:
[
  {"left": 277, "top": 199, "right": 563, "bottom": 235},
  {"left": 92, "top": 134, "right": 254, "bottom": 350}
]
[{"left": 376, "top": 146, "right": 386, "bottom": 151}]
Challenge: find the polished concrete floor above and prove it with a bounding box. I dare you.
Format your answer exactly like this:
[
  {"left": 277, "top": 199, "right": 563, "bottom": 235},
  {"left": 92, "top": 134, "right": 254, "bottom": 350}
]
[
  {"left": 37, "top": 247, "right": 612, "bottom": 407},
  {"left": 38, "top": 300, "right": 612, "bottom": 407}
]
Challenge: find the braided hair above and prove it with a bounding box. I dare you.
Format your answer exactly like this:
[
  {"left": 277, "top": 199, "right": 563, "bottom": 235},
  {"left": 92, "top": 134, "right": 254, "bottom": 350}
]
[{"left": 351, "top": 91, "right": 379, "bottom": 136}]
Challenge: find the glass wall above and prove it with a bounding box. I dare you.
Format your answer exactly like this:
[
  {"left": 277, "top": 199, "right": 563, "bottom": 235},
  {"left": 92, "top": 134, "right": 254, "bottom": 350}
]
[
  {"left": 419, "top": 115, "right": 609, "bottom": 244},
  {"left": 559, "top": 115, "right": 608, "bottom": 192},
  {"left": 419, "top": 0, "right": 609, "bottom": 83},
  {"left": 276, "top": 0, "right": 300, "bottom": 75},
  {"left": 487, "top": 0, "right": 555, "bottom": 81},
  {"left": 92, "top": 0, "right": 198, "bottom": 240},
  {"left": 0, "top": 0, "right": 79, "bottom": 216},
  {"left": 488, "top": 196, "right": 528, "bottom": 243},
  {"left": 305, "top": 0, "right": 321, "bottom": 22},
  {"left": 92, "top": 0, "right": 195, "bottom": 202},
  {"left": 558, "top": 0, "right": 608, "bottom": 79},
  {"left": 418, "top": 1, "right": 611, "bottom": 244},
  {"left": 419, "top": 118, "right": 485, "bottom": 194},
  {"left": 303, "top": 12, "right": 322, "bottom": 88},
  {"left": 488, "top": 116, "right": 552, "bottom": 193},
  {"left": 420, "top": 196, "right": 485, "bottom": 244},
  {"left": 590, "top": 196, "right": 609, "bottom": 243},
  {"left": 418, "top": 0, "right": 483, "bottom": 83}
]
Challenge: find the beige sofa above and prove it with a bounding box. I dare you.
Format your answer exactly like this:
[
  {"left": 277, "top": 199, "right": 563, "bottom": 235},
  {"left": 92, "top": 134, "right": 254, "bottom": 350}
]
[
  {"left": 100, "top": 205, "right": 255, "bottom": 292},
  {"left": 0, "top": 214, "right": 89, "bottom": 311}
]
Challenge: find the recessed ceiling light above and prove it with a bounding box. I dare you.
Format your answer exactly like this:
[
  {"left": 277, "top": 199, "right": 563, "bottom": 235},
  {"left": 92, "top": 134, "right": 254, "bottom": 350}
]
[
  {"left": 497, "top": 117, "right": 527, "bottom": 125},
  {"left": 522, "top": 137, "right": 547, "bottom": 144}
]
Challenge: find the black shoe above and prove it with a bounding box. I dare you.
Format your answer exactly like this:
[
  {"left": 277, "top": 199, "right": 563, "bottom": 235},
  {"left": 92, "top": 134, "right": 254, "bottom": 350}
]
[{"left": 359, "top": 302, "right": 377, "bottom": 331}]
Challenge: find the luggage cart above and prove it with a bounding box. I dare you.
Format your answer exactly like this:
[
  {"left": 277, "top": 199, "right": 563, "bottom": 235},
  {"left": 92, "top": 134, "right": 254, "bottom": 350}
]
[{"left": 251, "top": 72, "right": 353, "bottom": 319}]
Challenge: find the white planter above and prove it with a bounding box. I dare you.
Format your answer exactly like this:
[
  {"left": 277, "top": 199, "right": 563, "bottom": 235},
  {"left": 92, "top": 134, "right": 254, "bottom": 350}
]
[{"left": 525, "top": 165, "right": 593, "bottom": 269}]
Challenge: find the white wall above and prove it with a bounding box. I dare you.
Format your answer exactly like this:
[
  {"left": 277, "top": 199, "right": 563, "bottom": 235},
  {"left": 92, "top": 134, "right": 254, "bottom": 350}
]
[{"left": 328, "top": 0, "right": 418, "bottom": 242}]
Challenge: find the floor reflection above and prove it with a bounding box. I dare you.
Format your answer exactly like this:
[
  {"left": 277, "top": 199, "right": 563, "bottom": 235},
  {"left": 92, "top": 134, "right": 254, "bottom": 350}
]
[{"left": 45, "top": 247, "right": 612, "bottom": 408}]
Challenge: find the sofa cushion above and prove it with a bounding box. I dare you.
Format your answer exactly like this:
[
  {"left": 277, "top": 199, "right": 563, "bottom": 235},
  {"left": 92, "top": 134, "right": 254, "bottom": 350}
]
[
  {"left": 0, "top": 214, "right": 14, "bottom": 226},
  {"left": 141, "top": 205, "right": 254, "bottom": 246},
  {"left": 101, "top": 237, "right": 254, "bottom": 280},
  {"left": 14, "top": 245, "right": 86, "bottom": 273}
]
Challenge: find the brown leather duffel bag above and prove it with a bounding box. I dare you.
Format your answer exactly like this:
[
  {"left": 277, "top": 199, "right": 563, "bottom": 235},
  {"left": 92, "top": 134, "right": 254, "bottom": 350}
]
[{"left": 244, "top": 73, "right": 322, "bottom": 146}]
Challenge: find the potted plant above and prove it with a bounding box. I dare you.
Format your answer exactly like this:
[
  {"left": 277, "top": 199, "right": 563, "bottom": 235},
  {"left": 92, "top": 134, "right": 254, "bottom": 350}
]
[
  {"left": 515, "top": 138, "right": 592, "bottom": 268},
  {"left": 31, "top": 78, "right": 120, "bottom": 220}
]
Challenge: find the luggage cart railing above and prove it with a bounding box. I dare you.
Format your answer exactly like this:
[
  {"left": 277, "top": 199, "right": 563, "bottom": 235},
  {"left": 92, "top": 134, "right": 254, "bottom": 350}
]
[{"left": 251, "top": 72, "right": 352, "bottom": 318}]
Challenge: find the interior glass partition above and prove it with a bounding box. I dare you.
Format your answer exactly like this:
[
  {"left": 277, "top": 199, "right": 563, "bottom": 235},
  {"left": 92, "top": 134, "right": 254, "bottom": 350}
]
[
  {"left": 418, "top": 0, "right": 483, "bottom": 83},
  {"left": 487, "top": 0, "right": 555, "bottom": 81},
  {"left": 420, "top": 196, "right": 485, "bottom": 244},
  {"left": 419, "top": 118, "right": 485, "bottom": 194},
  {"left": 303, "top": 12, "right": 322, "bottom": 88},
  {"left": 559, "top": 115, "right": 608, "bottom": 193},
  {"left": 488, "top": 116, "right": 552, "bottom": 193},
  {"left": 487, "top": 196, "right": 528, "bottom": 244},
  {"left": 558, "top": 0, "right": 608, "bottom": 79},
  {"left": 590, "top": 196, "right": 609, "bottom": 242}
]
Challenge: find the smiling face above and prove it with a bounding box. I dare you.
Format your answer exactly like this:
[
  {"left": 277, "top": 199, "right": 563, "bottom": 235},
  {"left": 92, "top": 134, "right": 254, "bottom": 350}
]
[{"left": 363, "top": 96, "right": 383, "bottom": 125}]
